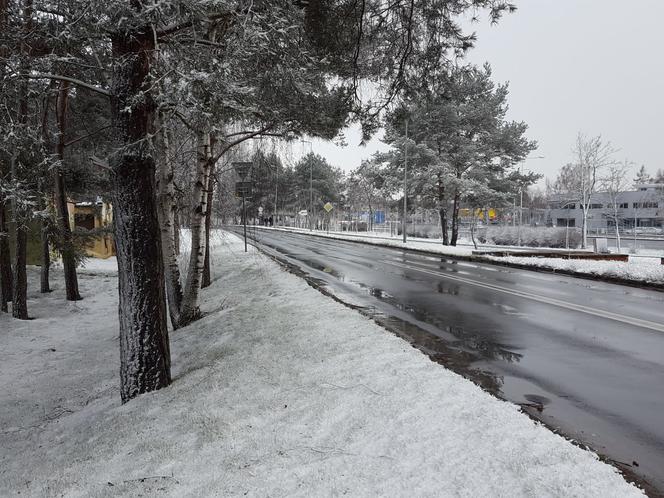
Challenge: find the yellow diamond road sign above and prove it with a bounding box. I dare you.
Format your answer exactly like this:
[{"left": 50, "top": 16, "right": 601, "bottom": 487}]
[{"left": 323, "top": 202, "right": 333, "bottom": 213}]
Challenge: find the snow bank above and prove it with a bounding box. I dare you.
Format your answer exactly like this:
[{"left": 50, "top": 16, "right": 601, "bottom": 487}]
[
  {"left": 488, "top": 255, "right": 664, "bottom": 285},
  {"left": 0, "top": 233, "right": 643, "bottom": 497}
]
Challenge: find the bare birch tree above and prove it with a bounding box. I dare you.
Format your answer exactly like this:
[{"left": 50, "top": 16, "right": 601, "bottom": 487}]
[
  {"left": 573, "top": 133, "right": 616, "bottom": 248},
  {"left": 601, "top": 160, "right": 631, "bottom": 252}
]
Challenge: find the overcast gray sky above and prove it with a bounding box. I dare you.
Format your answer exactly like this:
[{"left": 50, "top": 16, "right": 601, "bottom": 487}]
[{"left": 311, "top": 0, "right": 664, "bottom": 185}]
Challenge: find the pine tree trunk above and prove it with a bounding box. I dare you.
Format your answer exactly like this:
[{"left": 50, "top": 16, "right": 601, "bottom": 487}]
[
  {"left": 110, "top": 24, "right": 170, "bottom": 403},
  {"left": 155, "top": 115, "right": 183, "bottom": 329},
  {"left": 0, "top": 192, "right": 12, "bottom": 312},
  {"left": 11, "top": 0, "right": 32, "bottom": 320},
  {"left": 40, "top": 217, "right": 50, "bottom": 293},
  {"left": 437, "top": 176, "right": 448, "bottom": 245},
  {"left": 201, "top": 166, "right": 215, "bottom": 289},
  {"left": 11, "top": 155, "right": 28, "bottom": 319},
  {"left": 450, "top": 190, "right": 461, "bottom": 246},
  {"left": 54, "top": 81, "right": 81, "bottom": 300},
  {"left": 12, "top": 222, "right": 28, "bottom": 319},
  {"left": 180, "top": 131, "right": 211, "bottom": 324},
  {"left": 0, "top": 0, "right": 12, "bottom": 312},
  {"left": 38, "top": 182, "right": 50, "bottom": 294}
]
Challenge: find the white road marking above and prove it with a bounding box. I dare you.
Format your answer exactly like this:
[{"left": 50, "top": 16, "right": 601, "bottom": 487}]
[{"left": 385, "top": 260, "right": 664, "bottom": 333}]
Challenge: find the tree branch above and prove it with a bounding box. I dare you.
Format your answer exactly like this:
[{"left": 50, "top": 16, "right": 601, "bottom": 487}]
[
  {"left": 155, "top": 11, "right": 232, "bottom": 38},
  {"left": 209, "top": 123, "right": 276, "bottom": 167},
  {"left": 21, "top": 73, "right": 110, "bottom": 97},
  {"left": 65, "top": 124, "right": 112, "bottom": 148}
]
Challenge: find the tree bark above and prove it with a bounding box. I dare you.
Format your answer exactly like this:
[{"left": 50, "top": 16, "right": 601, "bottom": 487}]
[
  {"left": 0, "top": 0, "right": 12, "bottom": 312},
  {"left": 11, "top": 155, "right": 28, "bottom": 319},
  {"left": 11, "top": 0, "right": 33, "bottom": 320},
  {"left": 450, "top": 189, "right": 461, "bottom": 246},
  {"left": 180, "top": 131, "right": 211, "bottom": 324},
  {"left": 12, "top": 218, "right": 29, "bottom": 319},
  {"left": 201, "top": 165, "right": 215, "bottom": 289},
  {"left": 40, "top": 215, "right": 50, "bottom": 293},
  {"left": 437, "top": 175, "right": 448, "bottom": 245},
  {"left": 39, "top": 87, "right": 52, "bottom": 294},
  {"left": 173, "top": 208, "right": 180, "bottom": 255},
  {"left": 54, "top": 81, "right": 81, "bottom": 300},
  {"left": 110, "top": 23, "right": 170, "bottom": 403},
  {"left": 155, "top": 114, "right": 183, "bottom": 329},
  {"left": 0, "top": 190, "right": 12, "bottom": 312}
]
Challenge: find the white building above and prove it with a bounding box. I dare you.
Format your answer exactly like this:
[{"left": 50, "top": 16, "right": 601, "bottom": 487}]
[{"left": 547, "top": 183, "right": 664, "bottom": 231}]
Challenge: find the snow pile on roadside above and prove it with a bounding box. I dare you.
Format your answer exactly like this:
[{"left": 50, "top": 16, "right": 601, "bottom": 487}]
[
  {"left": 0, "top": 233, "right": 643, "bottom": 497},
  {"left": 490, "top": 255, "right": 664, "bottom": 285}
]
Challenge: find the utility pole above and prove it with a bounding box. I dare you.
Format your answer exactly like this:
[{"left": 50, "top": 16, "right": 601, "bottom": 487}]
[
  {"left": 402, "top": 119, "right": 408, "bottom": 244},
  {"left": 518, "top": 186, "right": 524, "bottom": 245},
  {"left": 274, "top": 165, "right": 278, "bottom": 227}
]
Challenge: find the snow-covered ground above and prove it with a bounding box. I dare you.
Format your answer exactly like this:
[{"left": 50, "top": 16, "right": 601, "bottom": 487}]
[
  {"left": 488, "top": 254, "right": 664, "bottom": 285},
  {"left": 0, "top": 232, "right": 644, "bottom": 497}
]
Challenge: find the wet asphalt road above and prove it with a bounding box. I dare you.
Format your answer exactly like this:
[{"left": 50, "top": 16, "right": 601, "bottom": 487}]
[{"left": 237, "top": 227, "right": 664, "bottom": 494}]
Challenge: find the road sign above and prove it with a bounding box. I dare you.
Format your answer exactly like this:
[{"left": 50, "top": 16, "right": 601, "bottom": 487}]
[
  {"left": 323, "top": 202, "right": 333, "bottom": 213},
  {"left": 235, "top": 181, "right": 252, "bottom": 197},
  {"left": 298, "top": 209, "right": 308, "bottom": 216},
  {"left": 258, "top": 206, "right": 264, "bottom": 214},
  {"left": 233, "top": 161, "right": 253, "bottom": 179}
]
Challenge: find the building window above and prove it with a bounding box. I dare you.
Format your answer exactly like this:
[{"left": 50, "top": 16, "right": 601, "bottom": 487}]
[
  {"left": 74, "top": 213, "right": 95, "bottom": 231},
  {"left": 619, "top": 203, "right": 628, "bottom": 209},
  {"left": 633, "top": 202, "right": 659, "bottom": 209}
]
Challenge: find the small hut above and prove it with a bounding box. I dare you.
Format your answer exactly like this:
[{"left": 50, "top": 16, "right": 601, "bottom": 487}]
[{"left": 67, "top": 197, "right": 115, "bottom": 259}]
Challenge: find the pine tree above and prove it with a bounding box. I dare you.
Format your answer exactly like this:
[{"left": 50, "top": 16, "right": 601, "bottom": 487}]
[
  {"left": 383, "top": 64, "right": 537, "bottom": 245},
  {"left": 633, "top": 165, "right": 650, "bottom": 186}
]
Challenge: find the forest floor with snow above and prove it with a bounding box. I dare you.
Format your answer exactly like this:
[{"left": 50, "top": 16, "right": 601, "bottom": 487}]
[
  {"left": 0, "top": 231, "right": 646, "bottom": 497},
  {"left": 251, "top": 226, "right": 664, "bottom": 286}
]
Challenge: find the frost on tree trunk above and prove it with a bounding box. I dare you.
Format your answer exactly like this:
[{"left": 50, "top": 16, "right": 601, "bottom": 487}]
[
  {"left": 450, "top": 189, "right": 461, "bottom": 246},
  {"left": 615, "top": 212, "right": 621, "bottom": 252},
  {"left": 437, "top": 176, "right": 448, "bottom": 245},
  {"left": 180, "top": 131, "right": 211, "bottom": 325},
  {"left": 12, "top": 222, "right": 28, "bottom": 319},
  {"left": 0, "top": 194, "right": 12, "bottom": 312},
  {"left": 39, "top": 196, "right": 50, "bottom": 294},
  {"left": 155, "top": 116, "right": 183, "bottom": 329},
  {"left": 110, "top": 25, "right": 170, "bottom": 403},
  {"left": 54, "top": 81, "right": 81, "bottom": 301},
  {"left": 581, "top": 205, "right": 589, "bottom": 249},
  {"left": 173, "top": 209, "right": 180, "bottom": 256},
  {"left": 201, "top": 165, "right": 215, "bottom": 289},
  {"left": 11, "top": 0, "right": 31, "bottom": 319},
  {"left": 0, "top": 0, "right": 12, "bottom": 311}
]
